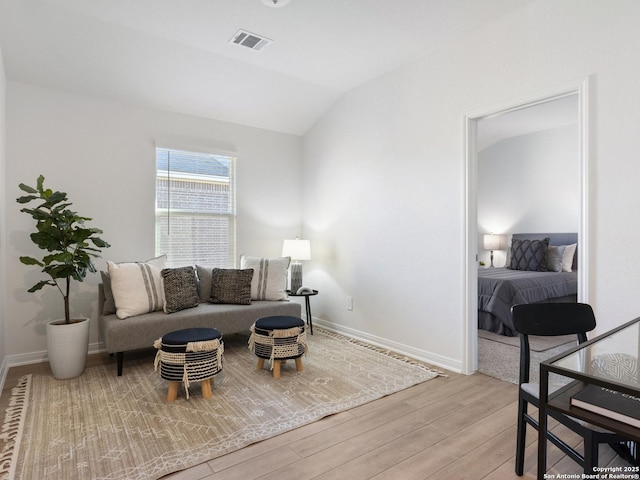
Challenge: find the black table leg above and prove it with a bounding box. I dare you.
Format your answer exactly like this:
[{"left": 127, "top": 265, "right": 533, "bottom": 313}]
[{"left": 305, "top": 296, "right": 313, "bottom": 334}]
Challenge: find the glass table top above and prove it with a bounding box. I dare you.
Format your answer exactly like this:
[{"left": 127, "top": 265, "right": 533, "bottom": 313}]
[{"left": 548, "top": 318, "right": 640, "bottom": 389}]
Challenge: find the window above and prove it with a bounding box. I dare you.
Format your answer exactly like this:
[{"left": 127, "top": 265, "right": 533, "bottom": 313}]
[{"left": 155, "top": 147, "right": 236, "bottom": 268}]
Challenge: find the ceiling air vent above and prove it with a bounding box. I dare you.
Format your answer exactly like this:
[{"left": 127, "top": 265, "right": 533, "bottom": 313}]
[{"left": 229, "top": 30, "right": 272, "bottom": 51}]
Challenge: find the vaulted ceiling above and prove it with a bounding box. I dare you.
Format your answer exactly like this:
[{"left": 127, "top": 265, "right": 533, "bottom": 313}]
[{"left": 0, "top": 0, "right": 533, "bottom": 135}]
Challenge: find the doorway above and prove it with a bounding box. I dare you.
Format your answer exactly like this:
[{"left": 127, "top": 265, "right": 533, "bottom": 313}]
[{"left": 462, "top": 78, "right": 590, "bottom": 375}]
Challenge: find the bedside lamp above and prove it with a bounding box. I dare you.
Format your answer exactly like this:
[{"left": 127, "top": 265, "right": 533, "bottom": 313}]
[
  {"left": 483, "top": 234, "right": 506, "bottom": 268},
  {"left": 282, "top": 238, "right": 311, "bottom": 293}
]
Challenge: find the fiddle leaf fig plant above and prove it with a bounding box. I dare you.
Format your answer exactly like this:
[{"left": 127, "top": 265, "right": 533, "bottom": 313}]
[{"left": 17, "top": 175, "right": 110, "bottom": 324}]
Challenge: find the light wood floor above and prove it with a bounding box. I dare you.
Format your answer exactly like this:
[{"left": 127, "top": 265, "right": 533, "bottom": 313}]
[{"left": 0, "top": 350, "right": 631, "bottom": 480}]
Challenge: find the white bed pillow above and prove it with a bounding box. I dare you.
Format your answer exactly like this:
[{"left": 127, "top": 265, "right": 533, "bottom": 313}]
[
  {"left": 562, "top": 243, "right": 577, "bottom": 272},
  {"left": 240, "top": 255, "right": 290, "bottom": 300},
  {"left": 107, "top": 255, "right": 166, "bottom": 319}
]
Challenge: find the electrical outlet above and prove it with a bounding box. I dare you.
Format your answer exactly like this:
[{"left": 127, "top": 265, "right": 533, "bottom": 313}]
[{"left": 346, "top": 296, "right": 353, "bottom": 311}]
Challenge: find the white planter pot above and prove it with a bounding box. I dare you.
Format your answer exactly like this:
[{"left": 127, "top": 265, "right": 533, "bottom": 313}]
[{"left": 46, "top": 317, "right": 90, "bottom": 379}]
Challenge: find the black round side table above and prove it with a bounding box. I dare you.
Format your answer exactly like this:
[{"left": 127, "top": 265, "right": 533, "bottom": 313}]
[{"left": 286, "top": 289, "right": 318, "bottom": 335}]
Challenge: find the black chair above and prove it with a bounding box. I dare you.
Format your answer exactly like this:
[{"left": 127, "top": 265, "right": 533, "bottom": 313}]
[{"left": 512, "top": 302, "right": 630, "bottom": 475}]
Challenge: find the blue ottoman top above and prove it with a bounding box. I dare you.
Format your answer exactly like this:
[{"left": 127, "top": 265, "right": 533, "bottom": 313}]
[
  {"left": 163, "top": 327, "right": 221, "bottom": 345},
  {"left": 255, "top": 316, "right": 304, "bottom": 330}
]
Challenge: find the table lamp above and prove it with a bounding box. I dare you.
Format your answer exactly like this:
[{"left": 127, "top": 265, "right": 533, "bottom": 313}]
[
  {"left": 483, "top": 233, "right": 506, "bottom": 268},
  {"left": 282, "top": 238, "right": 311, "bottom": 293}
]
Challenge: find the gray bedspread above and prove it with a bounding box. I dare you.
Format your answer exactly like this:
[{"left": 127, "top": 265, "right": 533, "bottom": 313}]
[{"left": 478, "top": 268, "right": 578, "bottom": 336}]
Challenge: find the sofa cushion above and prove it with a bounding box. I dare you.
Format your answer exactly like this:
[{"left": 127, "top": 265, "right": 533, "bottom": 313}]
[
  {"left": 99, "top": 300, "right": 302, "bottom": 354},
  {"left": 210, "top": 268, "right": 254, "bottom": 305},
  {"left": 240, "top": 256, "right": 290, "bottom": 300},
  {"left": 107, "top": 255, "right": 166, "bottom": 319},
  {"left": 162, "top": 266, "right": 199, "bottom": 314}
]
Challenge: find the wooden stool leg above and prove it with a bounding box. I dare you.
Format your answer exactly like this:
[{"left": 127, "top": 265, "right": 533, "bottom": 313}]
[
  {"left": 295, "top": 357, "right": 303, "bottom": 372},
  {"left": 201, "top": 379, "right": 212, "bottom": 399},
  {"left": 167, "top": 381, "right": 180, "bottom": 402},
  {"left": 256, "top": 358, "right": 265, "bottom": 370},
  {"left": 273, "top": 360, "right": 281, "bottom": 379}
]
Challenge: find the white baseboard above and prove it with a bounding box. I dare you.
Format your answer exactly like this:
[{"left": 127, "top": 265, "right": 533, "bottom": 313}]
[
  {"left": 313, "top": 318, "right": 462, "bottom": 373},
  {"left": 0, "top": 357, "right": 9, "bottom": 396},
  {"left": 0, "top": 341, "right": 106, "bottom": 393}
]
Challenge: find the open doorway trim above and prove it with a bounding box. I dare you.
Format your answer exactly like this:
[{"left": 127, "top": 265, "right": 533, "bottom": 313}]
[{"left": 462, "top": 77, "right": 590, "bottom": 375}]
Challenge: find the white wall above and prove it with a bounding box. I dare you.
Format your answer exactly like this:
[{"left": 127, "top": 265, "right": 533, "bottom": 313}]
[
  {"left": 303, "top": 0, "right": 640, "bottom": 371},
  {"left": 477, "top": 124, "right": 580, "bottom": 267},
  {"left": 5, "top": 82, "right": 302, "bottom": 360},
  {"left": 0, "top": 43, "right": 7, "bottom": 375}
]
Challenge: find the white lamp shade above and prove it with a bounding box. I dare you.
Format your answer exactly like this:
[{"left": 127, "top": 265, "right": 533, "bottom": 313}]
[
  {"left": 282, "top": 239, "right": 311, "bottom": 261},
  {"left": 483, "top": 234, "right": 506, "bottom": 251}
]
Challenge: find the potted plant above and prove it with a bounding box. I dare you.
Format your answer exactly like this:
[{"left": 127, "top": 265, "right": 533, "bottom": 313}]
[{"left": 17, "top": 175, "right": 110, "bottom": 379}]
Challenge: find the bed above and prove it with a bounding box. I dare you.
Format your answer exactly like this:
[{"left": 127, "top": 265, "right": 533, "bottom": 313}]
[{"left": 478, "top": 233, "right": 578, "bottom": 336}]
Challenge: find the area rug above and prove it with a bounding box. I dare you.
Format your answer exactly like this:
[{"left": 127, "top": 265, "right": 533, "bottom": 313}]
[{"left": 0, "top": 329, "right": 442, "bottom": 480}]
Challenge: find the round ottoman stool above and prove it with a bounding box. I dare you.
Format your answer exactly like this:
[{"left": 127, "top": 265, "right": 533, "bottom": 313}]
[
  {"left": 249, "top": 316, "right": 307, "bottom": 379},
  {"left": 154, "top": 327, "right": 224, "bottom": 401}
]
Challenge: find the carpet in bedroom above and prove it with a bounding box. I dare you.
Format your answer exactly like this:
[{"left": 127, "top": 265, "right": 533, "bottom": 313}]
[{"left": 478, "top": 329, "right": 576, "bottom": 385}]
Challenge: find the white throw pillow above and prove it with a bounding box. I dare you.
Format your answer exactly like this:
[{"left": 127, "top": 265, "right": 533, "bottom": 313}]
[
  {"left": 107, "top": 255, "right": 166, "bottom": 319},
  {"left": 240, "top": 256, "right": 290, "bottom": 301},
  {"left": 562, "top": 243, "right": 577, "bottom": 272}
]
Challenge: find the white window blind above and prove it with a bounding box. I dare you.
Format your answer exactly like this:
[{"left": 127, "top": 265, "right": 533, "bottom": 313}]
[{"left": 155, "top": 147, "right": 236, "bottom": 268}]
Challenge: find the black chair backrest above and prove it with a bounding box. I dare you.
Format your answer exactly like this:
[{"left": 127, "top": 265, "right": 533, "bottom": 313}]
[
  {"left": 512, "top": 303, "right": 596, "bottom": 337},
  {"left": 512, "top": 303, "right": 596, "bottom": 385}
]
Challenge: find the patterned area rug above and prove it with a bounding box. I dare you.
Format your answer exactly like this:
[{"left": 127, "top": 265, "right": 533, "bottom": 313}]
[{"left": 0, "top": 329, "right": 441, "bottom": 480}]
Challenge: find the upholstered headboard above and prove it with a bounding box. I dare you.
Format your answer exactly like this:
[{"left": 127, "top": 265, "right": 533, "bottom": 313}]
[{"left": 512, "top": 232, "right": 578, "bottom": 270}]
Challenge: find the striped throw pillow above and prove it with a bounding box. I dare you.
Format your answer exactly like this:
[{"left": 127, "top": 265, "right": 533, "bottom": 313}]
[
  {"left": 107, "top": 256, "right": 166, "bottom": 319},
  {"left": 240, "top": 256, "right": 290, "bottom": 301}
]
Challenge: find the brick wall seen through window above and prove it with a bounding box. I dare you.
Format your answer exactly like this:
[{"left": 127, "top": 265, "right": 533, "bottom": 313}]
[{"left": 156, "top": 148, "right": 236, "bottom": 268}]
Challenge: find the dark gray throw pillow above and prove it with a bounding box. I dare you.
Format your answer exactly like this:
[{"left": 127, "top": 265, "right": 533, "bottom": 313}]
[
  {"left": 100, "top": 270, "right": 116, "bottom": 315},
  {"left": 210, "top": 268, "right": 254, "bottom": 305},
  {"left": 196, "top": 265, "right": 213, "bottom": 303},
  {"left": 508, "top": 238, "right": 550, "bottom": 272},
  {"left": 162, "top": 266, "right": 199, "bottom": 314}
]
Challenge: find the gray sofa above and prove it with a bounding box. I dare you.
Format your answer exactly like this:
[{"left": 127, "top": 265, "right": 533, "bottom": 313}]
[{"left": 98, "top": 284, "right": 301, "bottom": 375}]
